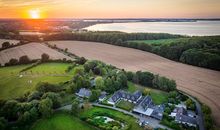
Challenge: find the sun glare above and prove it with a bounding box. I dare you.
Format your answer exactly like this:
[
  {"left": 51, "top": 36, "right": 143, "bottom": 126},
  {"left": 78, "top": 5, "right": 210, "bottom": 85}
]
[{"left": 29, "top": 9, "right": 40, "bottom": 19}]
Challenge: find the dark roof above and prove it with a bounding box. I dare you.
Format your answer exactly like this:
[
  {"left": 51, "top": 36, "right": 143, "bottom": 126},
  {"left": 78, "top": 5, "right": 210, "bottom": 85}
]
[
  {"left": 151, "top": 111, "right": 163, "bottom": 120},
  {"left": 141, "top": 96, "right": 154, "bottom": 110},
  {"left": 175, "top": 114, "right": 197, "bottom": 125},
  {"left": 174, "top": 107, "right": 188, "bottom": 115},
  {"left": 76, "top": 88, "right": 91, "bottom": 98},
  {"left": 111, "top": 90, "right": 122, "bottom": 102},
  {"left": 133, "top": 90, "right": 142, "bottom": 99},
  {"left": 150, "top": 105, "right": 165, "bottom": 120},
  {"left": 110, "top": 90, "right": 142, "bottom": 103},
  {"left": 99, "top": 91, "right": 107, "bottom": 99}
]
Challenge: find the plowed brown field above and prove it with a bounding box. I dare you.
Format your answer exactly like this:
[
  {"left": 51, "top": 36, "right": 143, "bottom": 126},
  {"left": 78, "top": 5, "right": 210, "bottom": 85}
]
[
  {"left": 49, "top": 40, "right": 220, "bottom": 126},
  {"left": 0, "top": 42, "right": 71, "bottom": 65}
]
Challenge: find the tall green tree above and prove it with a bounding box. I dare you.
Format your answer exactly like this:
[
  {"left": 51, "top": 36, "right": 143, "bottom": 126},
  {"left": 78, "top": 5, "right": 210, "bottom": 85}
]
[{"left": 39, "top": 98, "right": 53, "bottom": 118}]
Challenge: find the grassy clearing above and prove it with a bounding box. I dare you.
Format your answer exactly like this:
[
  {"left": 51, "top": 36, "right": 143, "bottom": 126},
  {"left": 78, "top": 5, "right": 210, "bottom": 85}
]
[
  {"left": 32, "top": 112, "right": 95, "bottom": 130},
  {"left": 127, "top": 82, "right": 144, "bottom": 92},
  {"left": 150, "top": 90, "right": 168, "bottom": 105},
  {"left": 25, "top": 63, "right": 73, "bottom": 74},
  {"left": 81, "top": 106, "right": 143, "bottom": 130},
  {"left": 0, "top": 63, "right": 74, "bottom": 100},
  {"left": 116, "top": 100, "right": 135, "bottom": 111},
  {"left": 128, "top": 38, "right": 188, "bottom": 45},
  {"left": 127, "top": 82, "right": 168, "bottom": 105}
]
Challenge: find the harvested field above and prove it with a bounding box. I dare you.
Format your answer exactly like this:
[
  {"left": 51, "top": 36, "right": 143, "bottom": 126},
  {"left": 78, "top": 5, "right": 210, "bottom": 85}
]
[
  {"left": 0, "top": 39, "right": 19, "bottom": 47},
  {"left": 0, "top": 42, "right": 71, "bottom": 65},
  {"left": 49, "top": 40, "right": 220, "bottom": 126}
]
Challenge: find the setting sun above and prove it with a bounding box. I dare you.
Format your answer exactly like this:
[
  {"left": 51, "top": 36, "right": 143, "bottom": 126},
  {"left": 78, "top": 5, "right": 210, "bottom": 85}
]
[{"left": 29, "top": 9, "right": 40, "bottom": 19}]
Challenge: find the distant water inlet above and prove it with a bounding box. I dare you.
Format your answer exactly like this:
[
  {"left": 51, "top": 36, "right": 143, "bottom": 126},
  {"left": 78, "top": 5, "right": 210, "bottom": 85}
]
[{"left": 85, "top": 21, "right": 220, "bottom": 36}]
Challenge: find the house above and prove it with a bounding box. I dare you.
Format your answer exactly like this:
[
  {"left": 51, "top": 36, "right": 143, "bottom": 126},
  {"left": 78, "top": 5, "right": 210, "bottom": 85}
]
[
  {"left": 99, "top": 91, "right": 107, "bottom": 102},
  {"left": 175, "top": 114, "right": 197, "bottom": 127},
  {"left": 107, "top": 90, "right": 142, "bottom": 105},
  {"left": 150, "top": 105, "right": 165, "bottom": 120},
  {"left": 133, "top": 96, "right": 164, "bottom": 120},
  {"left": 75, "top": 88, "right": 92, "bottom": 98},
  {"left": 170, "top": 107, "right": 197, "bottom": 127}
]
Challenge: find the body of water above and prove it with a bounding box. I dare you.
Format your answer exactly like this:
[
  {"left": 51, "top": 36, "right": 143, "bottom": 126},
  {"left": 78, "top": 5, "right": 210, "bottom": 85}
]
[{"left": 85, "top": 21, "right": 220, "bottom": 36}]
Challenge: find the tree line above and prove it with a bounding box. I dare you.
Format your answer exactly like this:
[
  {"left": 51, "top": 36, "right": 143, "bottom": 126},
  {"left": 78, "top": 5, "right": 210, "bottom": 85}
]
[{"left": 44, "top": 32, "right": 220, "bottom": 70}]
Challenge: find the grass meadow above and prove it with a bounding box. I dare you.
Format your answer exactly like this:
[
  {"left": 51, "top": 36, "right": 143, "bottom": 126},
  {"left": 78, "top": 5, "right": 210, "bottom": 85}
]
[
  {"left": 31, "top": 112, "right": 95, "bottom": 130},
  {"left": 0, "top": 63, "right": 74, "bottom": 100}
]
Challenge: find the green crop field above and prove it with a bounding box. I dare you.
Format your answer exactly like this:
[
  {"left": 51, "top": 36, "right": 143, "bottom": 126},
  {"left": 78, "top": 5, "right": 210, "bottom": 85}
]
[
  {"left": 127, "top": 82, "right": 168, "bottom": 104},
  {"left": 32, "top": 112, "right": 95, "bottom": 130},
  {"left": 81, "top": 106, "right": 143, "bottom": 130},
  {"left": 0, "top": 63, "right": 74, "bottom": 100},
  {"left": 128, "top": 38, "right": 189, "bottom": 45}
]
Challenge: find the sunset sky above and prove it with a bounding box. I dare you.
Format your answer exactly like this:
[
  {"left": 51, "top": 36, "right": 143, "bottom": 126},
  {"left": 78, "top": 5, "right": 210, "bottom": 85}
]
[{"left": 0, "top": 0, "right": 220, "bottom": 19}]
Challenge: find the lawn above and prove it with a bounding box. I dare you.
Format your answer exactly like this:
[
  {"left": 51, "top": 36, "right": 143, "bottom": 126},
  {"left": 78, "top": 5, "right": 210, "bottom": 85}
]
[
  {"left": 116, "top": 100, "right": 135, "bottom": 111},
  {"left": 32, "top": 112, "right": 95, "bottom": 130},
  {"left": 0, "top": 63, "right": 74, "bottom": 100},
  {"left": 127, "top": 82, "right": 168, "bottom": 105},
  {"left": 128, "top": 38, "right": 189, "bottom": 45},
  {"left": 127, "top": 81, "right": 144, "bottom": 93},
  {"left": 150, "top": 89, "right": 168, "bottom": 105},
  {"left": 81, "top": 106, "right": 143, "bottom": 130}
]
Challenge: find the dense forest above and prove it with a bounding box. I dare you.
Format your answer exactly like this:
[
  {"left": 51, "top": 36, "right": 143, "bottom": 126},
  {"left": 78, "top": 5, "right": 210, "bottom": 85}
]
[{"left": 44, "top": 32, "right": 220, "bottom": 70}]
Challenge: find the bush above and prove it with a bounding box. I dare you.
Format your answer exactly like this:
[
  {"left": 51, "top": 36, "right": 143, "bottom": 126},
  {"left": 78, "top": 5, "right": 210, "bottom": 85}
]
[
  {"left": 19, "top": 55, "right": 30, "bottom": 64},
  {"left": 2, "top": 42, "right": 10, "bottom": 48},
  {"left": 41, "top": 53, "right": 50, "bottom": 62},
  {"left": 36, "top": 82, "right": 63, "bottom": 93}
]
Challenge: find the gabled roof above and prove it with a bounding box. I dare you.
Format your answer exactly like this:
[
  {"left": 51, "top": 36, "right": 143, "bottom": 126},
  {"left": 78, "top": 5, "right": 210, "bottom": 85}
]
[
  {"left": 99, "top": 91, "right": 107, "bottom": 99},
  {"left": 141, "top": 96, "right": 154, "bottom": 110},
  {"left": 173, "top": 107, "right": 187, "bottom": 115},
  {"left": 76, "top": 88, "right": 91, "bottom": 98},
  {"left": 109, "top": 90, "right": 142, "bottom": 103},
  {"left": 150, "top": 105, "right": 165, "bottom": 120},
  {"left": 175, "top": 114, "right": 197, "bottom": 125}
]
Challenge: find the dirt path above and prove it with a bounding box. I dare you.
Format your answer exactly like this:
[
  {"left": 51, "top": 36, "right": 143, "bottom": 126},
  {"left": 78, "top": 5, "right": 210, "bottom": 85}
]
[{"left": 49, "top": 41, "right": 220, "bottom": 127}]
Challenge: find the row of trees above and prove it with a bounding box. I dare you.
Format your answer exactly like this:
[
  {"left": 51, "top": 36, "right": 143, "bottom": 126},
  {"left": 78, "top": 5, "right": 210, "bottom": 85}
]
[
  {"left": 126, "top": 36, "right": 220, "bottom": 70},
  {"left": 44, "top": 32, "right": 220, "bottom": 70},
  {"left": 0, "top": 40, "right": 29, "bottom": 51},
  {"left": 126, "top": 71, "right": 176, "bottom": 92},
  {"left": 44, "top": 32, "right": 182, "bottom": 44},
  {"left": 4, "top": 53, "right": 51, "bottom": 67}
]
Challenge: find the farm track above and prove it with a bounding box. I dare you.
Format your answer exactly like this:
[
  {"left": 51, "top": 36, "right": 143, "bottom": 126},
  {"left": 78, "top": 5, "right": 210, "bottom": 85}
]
[
  {"left": 0, "top": 43, "right": 72, "bottom": 65},
  {"left": 49, "top": 40, "right": 220, "bottom": 127}
]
